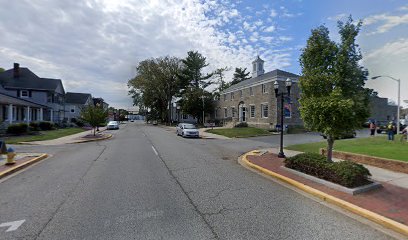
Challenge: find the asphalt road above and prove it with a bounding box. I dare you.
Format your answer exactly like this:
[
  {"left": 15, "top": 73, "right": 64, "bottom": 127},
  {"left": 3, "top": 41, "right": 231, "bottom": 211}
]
[{"left": 0, "top": 122, "right": 396, "bottom": 239}]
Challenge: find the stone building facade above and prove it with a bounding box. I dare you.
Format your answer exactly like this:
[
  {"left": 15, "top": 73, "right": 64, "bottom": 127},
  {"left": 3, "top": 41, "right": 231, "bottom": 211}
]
[{"left": 214, "top": 56, "right": 303, "bottom": 129}]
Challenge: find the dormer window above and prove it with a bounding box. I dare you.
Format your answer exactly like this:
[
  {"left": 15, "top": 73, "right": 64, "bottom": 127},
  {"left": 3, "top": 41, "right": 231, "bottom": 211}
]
[{"left": 20, "top": 90, "right": 29, "bottom": 98}]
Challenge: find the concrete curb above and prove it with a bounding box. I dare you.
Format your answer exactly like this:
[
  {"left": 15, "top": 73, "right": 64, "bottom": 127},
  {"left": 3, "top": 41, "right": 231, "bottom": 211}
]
[
  {"left": 0, "top": 154, "right": 48, "bottom": 180},
  {"left": 240, "top": 150, "right": 408, "bottom": 237},
  {"left": 70, "top": 134, "right": 113, "bottom": 144}
]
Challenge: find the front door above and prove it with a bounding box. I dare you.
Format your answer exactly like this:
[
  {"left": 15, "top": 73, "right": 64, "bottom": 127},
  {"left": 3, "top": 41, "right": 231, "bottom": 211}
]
[{"left": 242, "top": 107, "right": 246, "bottom": 122}]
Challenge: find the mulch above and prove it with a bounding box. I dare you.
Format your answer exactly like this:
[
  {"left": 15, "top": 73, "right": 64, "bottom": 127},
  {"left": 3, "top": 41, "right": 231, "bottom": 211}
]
[{"left": 248, "top": 153, "right": 408, "bottom": 225}]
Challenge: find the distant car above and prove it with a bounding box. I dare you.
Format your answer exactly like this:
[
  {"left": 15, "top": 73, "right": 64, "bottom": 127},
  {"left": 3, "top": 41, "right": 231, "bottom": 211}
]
[
  {"left": 152, "top": 120, "right": 158, "bottom": 125},
  {"left": 176, "top": 123, "right": 199, "bottom": 138},
  {"left": 130, "top": 119, "right": 134, "bottom": 122},
  {"left": 376, "top": 120, "right": 390, "bottom": 134},
  {"left": 107, "top": 121, "right": 119, "bottom": 130},
  {"left": 321, "top": 131, "right": 356, "bottom": 140}
]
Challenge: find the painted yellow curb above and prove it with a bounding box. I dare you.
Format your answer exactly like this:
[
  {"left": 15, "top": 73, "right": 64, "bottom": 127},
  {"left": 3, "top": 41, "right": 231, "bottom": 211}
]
[
  {"left": 241, "top": 151, "right": 408, "bottom": 237},
  {"left": 0, "top": 154, "right": 48, "bottom": 179}
]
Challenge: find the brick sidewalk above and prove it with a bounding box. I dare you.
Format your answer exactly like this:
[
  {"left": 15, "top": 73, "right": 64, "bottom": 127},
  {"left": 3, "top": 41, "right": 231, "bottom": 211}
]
[{"left": 247, "top": 153, "right": 408, "bottom": 225}]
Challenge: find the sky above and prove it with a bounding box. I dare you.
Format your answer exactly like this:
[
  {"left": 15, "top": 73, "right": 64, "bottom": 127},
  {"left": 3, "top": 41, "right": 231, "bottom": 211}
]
[{"left": 0, "top": 0, "right": 407, "bottom": 109}]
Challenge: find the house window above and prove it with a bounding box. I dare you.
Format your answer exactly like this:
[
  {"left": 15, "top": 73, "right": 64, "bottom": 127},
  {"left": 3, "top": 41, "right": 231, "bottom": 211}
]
[
  {"left": 223, "top": 94, "right": 227, "bottom": 101},
  {"left": 224, "top": 108, "right": 228, "bottom": 118},
  {"left": 70, "top": 109, "right": 75, "bottom": 113},
  {"left": 232, "top": 107, "right": 236, "bottom": 117},
  {"left": 239, "top": 90, "right": 243, "bottom": 98},
  {"left": 231, "top": 92, "right": 234, "bottom": 100},
  {"left": 250, "top": 87, "right": 253, "bottom": 96},
  {"left": 215, "top": 109, "right": 218, "bottom": 118},
  {"left": 250, "top": 105, "right": 255, "bottom": 118},
  {"left": 261, "top": 104, "right": 268, "bottom": 118},
  {"left": 20, "top": 90, "right": 29, "bottom": 98},
  {"left": 262, "top": 84, "right": 267, "bottom": 94}
]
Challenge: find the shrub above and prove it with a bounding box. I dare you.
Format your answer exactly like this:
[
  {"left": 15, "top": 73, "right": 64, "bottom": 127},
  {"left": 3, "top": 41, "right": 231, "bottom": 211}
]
[
  {"left": 284, "top": 153, "right": 371, "bottom": 188},
  {"left": 7, "top": 123, "right": 28, "bottom": 135},
  {"left": 29, "top": 122, "right": 40, "bottom": 131},
  {"left": 39, "top": 121, "right": 54, "bottom": 131},
  {"left": 234, "top": 122, "right": 248, "bottom": 128}
]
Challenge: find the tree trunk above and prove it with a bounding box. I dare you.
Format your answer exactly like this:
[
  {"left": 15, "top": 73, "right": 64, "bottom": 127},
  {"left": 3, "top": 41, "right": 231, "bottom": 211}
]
[
  {"left": 93, "top": 127, "right": 96, "bottom": 136},
  {"left": 326, "top": 136, "right": 334, "bottom": 162}
]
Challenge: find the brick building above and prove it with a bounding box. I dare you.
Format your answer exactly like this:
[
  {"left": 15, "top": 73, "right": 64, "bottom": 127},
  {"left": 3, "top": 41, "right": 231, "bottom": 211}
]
[{"left": 214, "top": 56, "right": 303, "bottom": 129}]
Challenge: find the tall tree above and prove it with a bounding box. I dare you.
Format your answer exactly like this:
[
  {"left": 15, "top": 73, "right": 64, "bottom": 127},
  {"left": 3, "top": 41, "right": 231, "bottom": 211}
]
[
  {"left": 179, "top": 51, "right": 214, "bottom": 123},
  {"left": 80, "top": 104, "right": 108, "bottom": 136},
  {"left": 299, "top": 16, "right": 370, "bottom": 161},
  {"left": 128, "top": 56, "right": 182, "bottom": 124},
  {"left": 0, "top": 67, "right": 4, "bottom": 73},
  {"left": 230, "top": 67, "right": 250, "bottom": 85},
  {"left": 214, "top": 66, "right": 231, "bottom": 93}
]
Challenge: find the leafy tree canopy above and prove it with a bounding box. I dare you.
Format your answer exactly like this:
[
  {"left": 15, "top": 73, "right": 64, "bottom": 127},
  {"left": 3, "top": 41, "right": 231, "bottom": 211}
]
[
  {"left": 230, "top": 67, "right": 250, "bottom": 85},
  {"left": 299, "top": 16, "right": 370, "bottom": 161},
  {"left": 80, "top": 104, "right": 108, "bottom": 136}
]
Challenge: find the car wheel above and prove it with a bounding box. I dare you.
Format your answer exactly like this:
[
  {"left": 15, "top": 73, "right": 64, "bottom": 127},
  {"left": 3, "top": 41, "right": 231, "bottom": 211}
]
[{"left": 181, "top": 132, "right": 185, "bottom": 138}]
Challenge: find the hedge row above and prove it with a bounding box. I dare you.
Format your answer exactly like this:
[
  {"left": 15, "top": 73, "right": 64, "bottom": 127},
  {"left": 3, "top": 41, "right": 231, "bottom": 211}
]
[
  {"left": 284, "top": 152, "right": 371, "bottom": 188},
  {"left": 7, "top": 121, "right": 54, "bottom": 135}
]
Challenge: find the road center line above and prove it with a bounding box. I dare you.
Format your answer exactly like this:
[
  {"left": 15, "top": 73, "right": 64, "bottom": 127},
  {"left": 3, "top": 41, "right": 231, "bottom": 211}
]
[{"left": 151, "top": 146, "right": 158, "bottom": 156}]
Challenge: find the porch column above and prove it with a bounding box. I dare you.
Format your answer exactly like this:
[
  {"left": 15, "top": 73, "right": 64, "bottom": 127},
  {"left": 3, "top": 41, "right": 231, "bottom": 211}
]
[
  {"left": 239, "top": 106, "right": 242, "bottom": 122},
  {"left": 50, "top": 109, "right": 54, "bottom": 123},
  {"left": 26, "top": 106, "right": 31, "bottom": 123},
  {"left": 8, "top": 104, "right": 13, "bottom": 124},
  {"left": 39, "top": 108, "right": 43, "bottom": 121}
]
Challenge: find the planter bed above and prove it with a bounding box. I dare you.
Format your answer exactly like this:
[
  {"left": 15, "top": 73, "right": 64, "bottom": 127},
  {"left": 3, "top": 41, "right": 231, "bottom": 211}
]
[{"left": 282, "top": 166, "right": 382, "bottom": 195}]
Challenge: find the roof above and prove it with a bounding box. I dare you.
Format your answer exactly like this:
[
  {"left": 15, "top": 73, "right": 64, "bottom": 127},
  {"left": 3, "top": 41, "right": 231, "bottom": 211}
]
[
  {"left": 0, "top": 67, "right": 64, "bottom": 92},
  {"left": 223, "top": 69, "right": 300, "bottom": 93},
  {"left": 0, "top": 92, "right": 49, "bottom": 108},
  {"left": 65, "top": 92, "right": 92, "bottom": 104}
]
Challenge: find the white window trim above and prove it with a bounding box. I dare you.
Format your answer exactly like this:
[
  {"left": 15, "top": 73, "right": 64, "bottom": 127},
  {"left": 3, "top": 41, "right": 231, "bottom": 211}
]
[
  {"left": 20, "top": 90, "right": 29, "bottom": 98},
  {"left": 231, "top": 92, "right": 234, "bottom": 100},
  {"left": 231, "top": 106, "right": 236, "bottom": 118},
  {"left": 249, "top": 104, "right": 255, "bottom": 118},
  {"left": 262, "top": 84, "right": 268, "bottom": 94},
  {"left": 261, "top": 103, "right": 269, "bottom": 118},
  {"left": 249, "top": 87, "right": 254, "bottom": 96}
]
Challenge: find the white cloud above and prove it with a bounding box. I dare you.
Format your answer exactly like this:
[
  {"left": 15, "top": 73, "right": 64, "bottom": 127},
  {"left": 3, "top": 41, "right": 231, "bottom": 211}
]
[
  {"left": 364, "top": 13, "right": 408, "bottom": 35},
  {"left": 263, "top": 25, "right": 276, "bottom": 33},
  {"left": 270, "top": 9, "right": 277, "bottom": 17},
  {"left": 363, "top": 38, "right": 408, "bottom": 107},
  {"left": 399, "top": 5, "right": 408, "bottom": 11},
  {"left": 327, "top": 13, "right": 347, "bottom": 21},
  {"left": 0, "top": 0, "right": 293, "bottom": 108}
]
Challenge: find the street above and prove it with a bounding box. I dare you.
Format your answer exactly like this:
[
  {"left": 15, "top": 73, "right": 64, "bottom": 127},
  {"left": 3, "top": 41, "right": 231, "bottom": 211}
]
[{"left": 0, "top": 122, "right": 394, "bottom": 239}]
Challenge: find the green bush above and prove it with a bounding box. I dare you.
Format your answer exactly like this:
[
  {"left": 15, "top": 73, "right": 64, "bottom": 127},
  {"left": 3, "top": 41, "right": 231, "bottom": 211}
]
[
  {"left": 29, "top": 122, "right": 40, "bottom": 131},
  {"left": 39, "top": 121, "right": 54, "bottom": 130},
  {"left": 7, "top": 123, "right": 28, "bottom": 135},
  {"left": 234, "top": 122, "right": 248, "bottom": 128},
  {"left": 284, "top": 153, "right": 371, "bottom": 188}
]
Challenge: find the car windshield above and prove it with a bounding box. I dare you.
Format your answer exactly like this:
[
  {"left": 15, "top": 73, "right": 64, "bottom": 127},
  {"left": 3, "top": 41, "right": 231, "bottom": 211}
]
[
  {"left": 108, "top": 121, "right": 117, "bottom": 125},
  {"left": 183, "top": 125, "right": 196, "bottom": 129}
]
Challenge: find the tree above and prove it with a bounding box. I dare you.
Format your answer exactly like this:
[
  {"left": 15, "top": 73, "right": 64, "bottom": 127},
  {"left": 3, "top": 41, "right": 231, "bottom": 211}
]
[
  {"left": 179, "top": 88, "right": 214, "bottom": 123},
  {"left": 299, "top": 16, "right": 370, "bottom": 162},
  {"left": 80, "top": 104, "right": 108, "bottom": 136},
  {"left": 214, "top": 66, "right": 231, "bottom": 93},
  {"left": 230, "top": 67, "right": 250, "bottom": 85},
  {"left": 0, "top": 68, "right": 4, "bottom": 73},
  {"left": 128, "top": 56, "right": 182, "bottom": 124}
]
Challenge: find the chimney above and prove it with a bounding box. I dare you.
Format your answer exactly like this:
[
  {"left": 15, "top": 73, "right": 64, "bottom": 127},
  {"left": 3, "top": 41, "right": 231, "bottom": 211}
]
[{"left": 13, "top": 63, "right": 20, "bottom": 78}]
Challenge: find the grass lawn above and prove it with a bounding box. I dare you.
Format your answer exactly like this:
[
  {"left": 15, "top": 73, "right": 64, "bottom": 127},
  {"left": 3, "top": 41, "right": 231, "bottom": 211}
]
[
  {"left": 2, "top": 128, "right": 86, "bottom": 144},
  {"left": 206, "top": 127, "right": 271, "bottom": 138},
  {"left": 286, "top": 135, "right": 408, "bottom": 162}
]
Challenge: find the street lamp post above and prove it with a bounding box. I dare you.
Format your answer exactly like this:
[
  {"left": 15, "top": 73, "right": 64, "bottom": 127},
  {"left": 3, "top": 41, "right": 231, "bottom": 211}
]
[
  {"left": 200, "top": 95, "right": 205, "bottom": 125},
  {"left": 371, "top": 75, "right": 401, "bottom": 135},
  {"left": 274, "top": 78, "right": 292, "bottom": 158}
]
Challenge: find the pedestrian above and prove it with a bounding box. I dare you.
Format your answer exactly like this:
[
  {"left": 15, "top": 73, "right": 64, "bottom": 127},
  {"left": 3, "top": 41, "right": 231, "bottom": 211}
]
[
  {"left": 369, "top": 121, "right": 376, "bottom": 136},
  {"left": 387, "top": 121, "right": 395, "bottom": 141}
]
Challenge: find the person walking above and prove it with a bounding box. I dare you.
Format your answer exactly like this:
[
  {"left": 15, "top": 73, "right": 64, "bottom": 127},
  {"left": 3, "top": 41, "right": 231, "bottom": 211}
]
[
  {"left": 369, "top": 121, "right": 376, "bottom": 136},
  {"left": 387, "top": 121, "right": 395, "bottom": 141}
]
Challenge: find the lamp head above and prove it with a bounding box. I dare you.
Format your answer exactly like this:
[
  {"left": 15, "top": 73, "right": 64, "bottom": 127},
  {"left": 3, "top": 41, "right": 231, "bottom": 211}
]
[
  {"left": 286, "top": 78, "right": 292, "bottom": 95},
  {"left": 274, "top": 80, "right": 279, "bottom": 97},
  {"left": 371, "top": 76, "right": 381, "bottom": 80}
]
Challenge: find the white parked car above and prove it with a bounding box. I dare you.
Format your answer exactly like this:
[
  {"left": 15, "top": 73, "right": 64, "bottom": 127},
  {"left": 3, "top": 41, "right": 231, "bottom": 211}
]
[
  {"left": 176, "top": 123, "right": 199, "bottom": 138},
  {"left": 107, "top": 121, "right": 119, "bottom": 130}
]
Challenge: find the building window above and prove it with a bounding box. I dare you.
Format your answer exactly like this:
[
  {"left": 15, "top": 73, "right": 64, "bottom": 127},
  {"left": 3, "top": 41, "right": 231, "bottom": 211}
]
[
  {"left": 262, "top": 84, "right": 267, "bottom": 94},
  {"left": 239, "top": 90, "right": 243, "bottom": 98},
  {"left": 215, "top": 109, "right": 218, "bottom": 118},
  {"left": 250, "top": 87, "right": 253, "bottom": 96},
  {"left": 70, "top": 109, "right": 75, "bottom": 113},
  {"left": 224, "top": 108, "right": 228, "bottom": 118},
  {"left": 250, "top": 105, "right": 255, "bottom": 118},
  {"left": 20, "top": 90, "right": 29, "bottom": 98},
  {"left": 232, "top": 107, "right": 236, "bottom": 118},
  {"left": 261, "top": 104, "right": 268, "bottom": 118},
  {"left": 231, "top": 92, "right": 234, "bottom": 100},
  {"left": 223, "top": 94, "right": 227, "bottom": 101}
]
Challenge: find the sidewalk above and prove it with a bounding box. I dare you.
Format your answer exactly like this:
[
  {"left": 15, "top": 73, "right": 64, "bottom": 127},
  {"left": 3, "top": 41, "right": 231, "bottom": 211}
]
[
  {"left": 20, "top": 127, "right": 110, "bottom": 145},
  {"left": 0, "top": 153, "right": 48, "bottom": 179},
  {"left": 242, "top": 148, "right": 408, "bottom": 236}
]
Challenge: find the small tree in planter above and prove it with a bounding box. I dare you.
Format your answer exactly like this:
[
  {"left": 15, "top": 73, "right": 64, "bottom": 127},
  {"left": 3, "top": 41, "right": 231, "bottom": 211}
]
[
  {"left": 80, "top": 104, "right": 107, "bottom": 136},
  {"left": 299, "top": 16, "right": 370, "bottom": 161}
]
